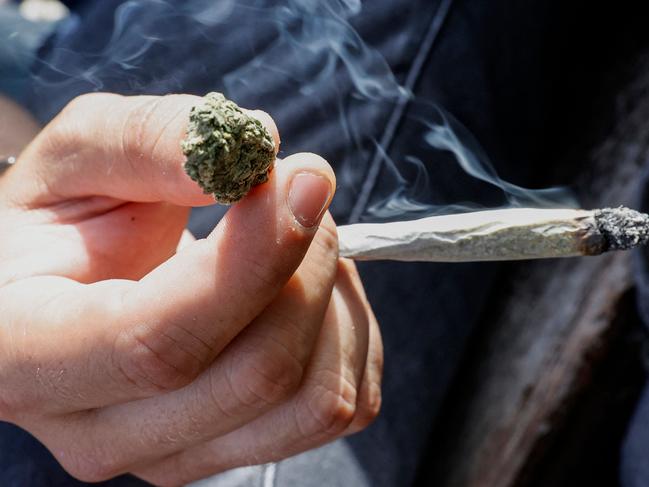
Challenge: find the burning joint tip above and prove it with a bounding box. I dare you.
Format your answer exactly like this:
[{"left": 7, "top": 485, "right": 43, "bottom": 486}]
[{"left": 594, "top": 207, "right": 649, "bottom": 251}]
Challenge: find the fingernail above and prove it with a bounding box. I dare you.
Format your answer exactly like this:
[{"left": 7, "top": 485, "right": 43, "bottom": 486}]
[{"left": 288, "top": 172, "right": 332, "bottom": 228}]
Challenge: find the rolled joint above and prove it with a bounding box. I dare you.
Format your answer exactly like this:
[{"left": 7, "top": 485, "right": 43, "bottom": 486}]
[{"left": 576, "top": 221, "right": 608, "bottom": 256}]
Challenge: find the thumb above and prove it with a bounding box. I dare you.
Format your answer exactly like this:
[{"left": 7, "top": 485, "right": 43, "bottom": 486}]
[{"left": 113, "top": 152, "right": 337, "bottom": 395}]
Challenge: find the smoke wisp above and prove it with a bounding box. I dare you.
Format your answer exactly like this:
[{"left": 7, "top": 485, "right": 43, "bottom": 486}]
[{"left": 13, "top": 0, "right": 576, "bottom": 221}]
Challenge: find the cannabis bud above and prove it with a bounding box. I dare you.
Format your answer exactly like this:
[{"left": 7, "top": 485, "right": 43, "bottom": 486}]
[{"left": 181, "top": 92, "right": 276, "bottom": 204}]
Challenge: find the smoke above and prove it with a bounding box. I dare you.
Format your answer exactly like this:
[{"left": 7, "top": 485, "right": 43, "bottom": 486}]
[
  {"left": 364, "top": 103, "right": 576, "bottom": 221},
  {"left": 17, "top": 0, "right": 576, "bottom": 221},
  {"left": 423, "top": 108, "right": 576, "bottom": 208}
]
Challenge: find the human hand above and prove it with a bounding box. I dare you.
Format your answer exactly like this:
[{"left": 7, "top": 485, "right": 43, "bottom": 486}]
[{"left": 0, "top": 94, "right": 383, "bottom": 485}]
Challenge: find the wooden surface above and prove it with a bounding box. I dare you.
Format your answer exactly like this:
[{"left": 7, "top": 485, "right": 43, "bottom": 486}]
[{"left": 428, "top": 59, "right": 649, "bottom": 487}]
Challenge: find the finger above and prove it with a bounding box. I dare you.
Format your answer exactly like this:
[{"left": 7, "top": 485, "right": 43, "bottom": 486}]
[
  {"left": 0, "top": 153, "right": 334, "bottom": 414},
  {"left": 42, "top": 213, "right": 339, "bottom": 482},
  {"left": 343, "top": 262, "right": 383, "bottom": 434},
  {"left": 8, "top": 93, "right": 280, "bottom": 207},
  {"left": 133, "top": 260, "right": 376, "bottom": 486}
]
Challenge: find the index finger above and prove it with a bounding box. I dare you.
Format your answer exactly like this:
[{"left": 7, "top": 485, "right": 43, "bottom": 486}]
[{"left": 9, "top": 93, "right": 280, "bottom": 207}]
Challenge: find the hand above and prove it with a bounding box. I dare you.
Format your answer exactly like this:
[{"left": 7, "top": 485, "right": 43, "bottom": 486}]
[{"left": 0, "top": 93, "right": 383, "bottom": 485}]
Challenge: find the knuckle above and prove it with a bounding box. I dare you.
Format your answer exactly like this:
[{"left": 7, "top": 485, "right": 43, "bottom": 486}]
[
  {"left": 45, "top": 93, "right": 118, "bottom": 158},
  {"left": 121, "top": 94, "right": 189, "bottom": 167},
  {"left": 227, "top": 338, "right": 304, "bottom": 410},
  {"left": 121, "top": 96, "right": 161, "bottom": 170},
  {"left": 0, "top": 391, "right": 49, "bottom": 420},
  {"left": 298, "top": 373, "right": 358, "bottom": 438},
  {"left": 0, "top": 386, "right": 31, "bottom": 420},
  {"left": 56, "top": 446, "right": 121, "bottom": 483},
  {"left": 57, "top": 93, "right": 115, "bottom": 136},
  {"left": 354, "top": 381, "right": 382, "bottom": 429},
  {"left": 114, "top": 327, "right": 201, "bottom": 394},
  {"left": 123, "top": 96, "right": 154, "bottom": 140},
  {"left": 0, "top": 398, "right": 13, "bottom": 421},
  {"left": 59, "top": 93, "right": 101, "bottom": 119},
  {"left": 337, "top": 257, "right": 360, "bottom": 280}
]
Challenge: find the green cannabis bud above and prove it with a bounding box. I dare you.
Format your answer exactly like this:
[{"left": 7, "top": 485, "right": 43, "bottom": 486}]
[{"left": 181, "top": 92, "right": 276, "bottom": 204}]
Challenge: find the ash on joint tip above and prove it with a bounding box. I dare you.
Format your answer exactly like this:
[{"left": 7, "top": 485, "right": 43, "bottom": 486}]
[{"left": 594, "top": 206, "right": 649, "bottom": 251}]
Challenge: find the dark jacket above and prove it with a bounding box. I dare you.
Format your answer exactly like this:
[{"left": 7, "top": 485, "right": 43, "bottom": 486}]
[{"left": 6, "top": 1, "right": 649, "bottom": 486}]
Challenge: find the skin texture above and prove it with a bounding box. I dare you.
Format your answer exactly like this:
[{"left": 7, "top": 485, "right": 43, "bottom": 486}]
[{"left": 0, "top": 93, "right": 383, "bottom": 486}]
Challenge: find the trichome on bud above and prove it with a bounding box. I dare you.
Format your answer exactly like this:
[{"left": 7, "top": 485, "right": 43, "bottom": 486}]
[{"left": 182, "top": 92, "right": 275, "bottom": 204}]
